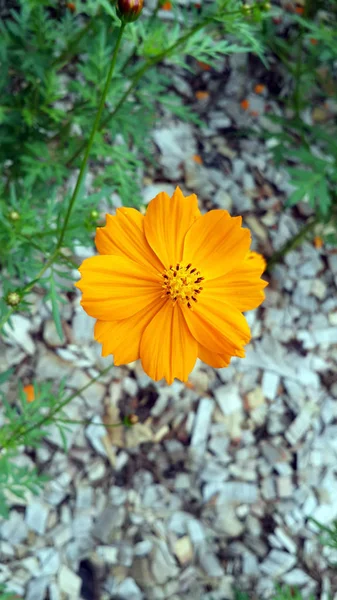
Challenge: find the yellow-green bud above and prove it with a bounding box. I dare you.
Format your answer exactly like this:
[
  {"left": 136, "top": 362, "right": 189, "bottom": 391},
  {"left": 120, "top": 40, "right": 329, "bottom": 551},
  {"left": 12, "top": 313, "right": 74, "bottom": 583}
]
[
  {"left": 242, "top": 4, "right": 252, "bottom": 14},
  {"left": 6, "top": 291, "right": 21, "bottom": 307},
  {"left": 261, "top": 1, "right": 271, "bottom": 10},
  {"left": 9, "top": 210, "right": 20, "bottom": 221},
  {"left": 117, "top": 0, "right": 144, "bottom": 23},
  {"left": 123, "top": 413, "right": 139, "bottom": 426},
  {"left": 91, "top": 210, "right": 99, "bottom": 219}
]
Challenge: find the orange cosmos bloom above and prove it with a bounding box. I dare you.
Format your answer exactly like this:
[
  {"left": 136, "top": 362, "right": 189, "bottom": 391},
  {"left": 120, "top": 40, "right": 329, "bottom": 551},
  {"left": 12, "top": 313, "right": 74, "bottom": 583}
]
[
  {"left": 197, "top": 61, "right": 211, "bottom": 71},
  {"left": 195, "top": 90, "right": 209, "bottom": 100},
  {"left": 75, "top": 188, "right": 267, "bottom": 384},
  {"left": 254, "top": 84, "right": 265, "bottom": 95},
  {"left": 23, "top": 384, "right": 35, "bottom": 403},
  {"left": 314, "top": 235, "right": 323, "bottom": 249},
  {"left": 240, "top": 99, "right": 250, "bottom": 111},
  {"left": 161, "top": 1, "right": 172, "bottom": 9}
]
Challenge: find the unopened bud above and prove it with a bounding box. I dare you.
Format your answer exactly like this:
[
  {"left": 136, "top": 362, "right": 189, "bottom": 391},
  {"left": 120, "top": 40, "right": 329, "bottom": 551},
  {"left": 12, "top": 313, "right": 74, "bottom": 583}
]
[
  {"left": 117, "top": 0, "right": 144, "bottom": 23},
  {"left": 9, "top": 210, "right": 20, "bottom": 221},
  {"left": 123, "top": 413, "right": 139, "bottom": 426},
  {"left": 6, "top": 291, "right": 21, "bottom": 307},
  {"left": 91, "top": 209, "right": 99, "bottom": 219},
  {"left": 242, "top": 4, "right": 252, "bottom": 14},
  {"left": 261, "top": 1, "right": 271, "bottom": 10}
]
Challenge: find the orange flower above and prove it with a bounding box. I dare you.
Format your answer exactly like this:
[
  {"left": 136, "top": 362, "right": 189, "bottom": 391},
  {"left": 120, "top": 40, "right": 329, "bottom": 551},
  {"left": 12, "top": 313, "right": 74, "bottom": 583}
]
[
  {"left": 197, "top": 61, "right": 211, "bottom": 71},
  {"left": 240, "top": 99, "right": 250, "bottom": 111},
  {"left": 195, "top": 90, "right": 209, "bottom": 100},
  {"left": 249, "top": 110, "right": 259, "bottom": 117},
  {"left": 76, "top": 188, "right": 267, "bottom": 384},
  {"left": 193, "top": 154, "right": 203, "bottom": 165},
  {"left": 67, "top": 2, "right": 76, "bottom": 11},
  {"left": 161, "top": 1, "right": 172, "bottom": 9},
  {"left": 295, "top": 6, "right": 304, "bottom": 14},
  {"left": 310, "top": 38, "right": 318, "bottom": 45},
  {"left": 254, "top": 84, "right": 265, "bottom": 95},
  {"left": 23, "top": 384, "right": 35, "bottom": 403},
  {"left": 314, "top": 235, "right": 323, "bottom": 249}
]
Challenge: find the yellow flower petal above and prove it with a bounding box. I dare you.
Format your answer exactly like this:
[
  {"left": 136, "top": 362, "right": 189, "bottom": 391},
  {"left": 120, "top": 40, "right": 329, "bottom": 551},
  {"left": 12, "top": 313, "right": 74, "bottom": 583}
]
[
  {"left": 198, "top": 345, "right": 232, "bottom": 368},
  {"left": 182, "top": 293, "right": 250, "bottom": 356},
  {"left": 94, "top": 297, "right": 166, "bottom": 365},
  {"left": 140, "top": 301, "right": 198, "bottom": 384},
  {"left": 76, "top": 255, "right": 162, "bottom": 320},
  {"left": 144, "top": 187, "right": 200, "bottom": 268},
  {"left": 95, "top": 208, "right": 163, "bottom": 272},
  {"left": 183, "top": 210, "right": 251, "bottom": 280},
  {"left": 205, "top": 251, "right": 268, "bottom": 312}
]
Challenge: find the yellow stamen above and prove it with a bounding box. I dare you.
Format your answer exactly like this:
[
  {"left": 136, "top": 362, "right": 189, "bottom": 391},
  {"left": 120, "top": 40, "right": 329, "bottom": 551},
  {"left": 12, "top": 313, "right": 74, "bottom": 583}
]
[{"left": 162, "top": 263, "right": 204, "bottom": 308}]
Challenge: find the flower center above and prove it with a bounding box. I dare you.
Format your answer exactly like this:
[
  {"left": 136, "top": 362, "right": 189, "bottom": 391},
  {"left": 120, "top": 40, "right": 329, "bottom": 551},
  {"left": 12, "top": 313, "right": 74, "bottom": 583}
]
[{"left": 162, "top": 263, "right": 204, "bottom": 309}]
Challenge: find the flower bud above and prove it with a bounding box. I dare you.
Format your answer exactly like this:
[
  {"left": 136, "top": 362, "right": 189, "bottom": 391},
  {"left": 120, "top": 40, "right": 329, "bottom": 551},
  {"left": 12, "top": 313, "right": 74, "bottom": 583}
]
[
  {"left": 117, "top": 0, "right": 144, "bottom": 23},
  {"left": 91, "top": 209, "right": 99, "bottom": 219},
  {"left": 8, "top": 210, "right": 20, "bottom": 221},
  {"left": 241, "top": 4, "right": 252, "bottom": 14},
  {"left": 6, "top": 291, "right": 21, "bottom": 307},
  {"left": 123, "top": 413, "right": 139, "bottom": 426}
]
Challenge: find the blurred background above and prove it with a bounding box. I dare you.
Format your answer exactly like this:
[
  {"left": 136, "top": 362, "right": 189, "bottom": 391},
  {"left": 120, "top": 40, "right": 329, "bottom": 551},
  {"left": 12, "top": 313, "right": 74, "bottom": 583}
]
[{"left": 0, "top": 1, "right": 337, "bottom": 599}]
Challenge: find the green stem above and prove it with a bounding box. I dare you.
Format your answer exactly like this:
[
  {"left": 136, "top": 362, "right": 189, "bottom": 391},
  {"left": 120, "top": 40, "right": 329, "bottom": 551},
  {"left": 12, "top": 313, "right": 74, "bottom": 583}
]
[
  {"left": 4, "top": 364, "right": 114, "bottom": 449},
  {"left": 67, "top": 17, "right": 213, "bottom": 167},
  {"left": 293, "top": 31, "right": 303, "bottom": 118},
  {"left": 267, "top": 217, "right": 319, "bottom": 271},
  {"left": 1, "top": 249, "right": 59, "bottom": 334},
  {"left": 1, "top": 26, "right": 125, "bottom": 334},
  {"left": 57, "top": 23, "right": 126, "bottom": 249},
  {"left": 0, "top": 308, "right": 15, "bottom": 332},
  {"left": 55, "top": 417, "right": 121, "bottom": 428}
]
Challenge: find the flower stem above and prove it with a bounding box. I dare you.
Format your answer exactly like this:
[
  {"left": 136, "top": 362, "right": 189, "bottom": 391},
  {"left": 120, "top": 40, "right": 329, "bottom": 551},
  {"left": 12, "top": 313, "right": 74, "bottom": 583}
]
[
  {"left": 56, "top": 23, "right": 126, "bottom": 249},
  {"left": 3, "top": 364, "right": 114, "bottom": 449},
  {"left": 67, "top": 18, "right": 213, "bottom": 167},
  {"left": 293, "top": 31, "right": 303, "bottom": 119},
  {"left": 267, "top": 216, "right": 319, "bottom": 271},
  {"left": 0, "top": 25, "right": 126, "bottom": 334},
  {"left": 55, "top": 417, "right": 122, "bottom": 428}
]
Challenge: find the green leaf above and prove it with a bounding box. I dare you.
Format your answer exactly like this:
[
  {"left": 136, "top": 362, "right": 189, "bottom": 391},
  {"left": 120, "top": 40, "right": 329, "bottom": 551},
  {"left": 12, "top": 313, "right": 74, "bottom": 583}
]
[
  {"left": 0, "top": 368, "right": 14, "bottom": 385},
  {"left": 47, "top": 271, "right": 64, "bottom": 342}
]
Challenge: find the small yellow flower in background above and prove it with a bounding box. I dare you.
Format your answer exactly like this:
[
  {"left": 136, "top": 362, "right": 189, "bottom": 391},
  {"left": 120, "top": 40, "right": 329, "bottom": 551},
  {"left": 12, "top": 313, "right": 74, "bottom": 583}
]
[
  {"left": 192, "top": 154, "right": 203, "bottom": 165},
  {"left": 76, "top": 188, "right": 267, "bottom": 384},
  {"left": 23, "top": 384, "right": 35, "bottom": 403},
  {"left": 314, "top": 235, "right": 323, "bottom": 249},
  {"left": 254, "top": 83, "right": 265, "bottom": 95},
  {"left": 240, "top": 99, "right": 250, "bottom": 111},
  {"left": 195, "top": 90, "right": 209, "bottom": 100}
]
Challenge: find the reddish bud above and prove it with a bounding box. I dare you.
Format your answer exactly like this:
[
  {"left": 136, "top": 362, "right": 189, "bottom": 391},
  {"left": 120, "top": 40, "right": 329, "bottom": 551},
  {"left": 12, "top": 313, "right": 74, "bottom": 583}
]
[{"left": 117, "top": 0, "right": 144, "bottom": 22}]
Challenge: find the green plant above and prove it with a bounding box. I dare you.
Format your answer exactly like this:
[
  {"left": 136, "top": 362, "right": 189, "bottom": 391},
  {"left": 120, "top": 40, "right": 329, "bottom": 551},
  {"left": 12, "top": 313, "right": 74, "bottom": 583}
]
[
  {"left": 260, "top": 1, "right": 337, "bottom": 267},
  {"left": 233, "top": 584, "right": 315, "bottom": 600},
  {"left": 311, "top": 517, "right": 337, "bottom": 551},
  {"left": 0, "top": 0, "right": 268, "bottom": 511}
]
